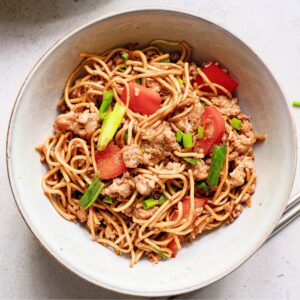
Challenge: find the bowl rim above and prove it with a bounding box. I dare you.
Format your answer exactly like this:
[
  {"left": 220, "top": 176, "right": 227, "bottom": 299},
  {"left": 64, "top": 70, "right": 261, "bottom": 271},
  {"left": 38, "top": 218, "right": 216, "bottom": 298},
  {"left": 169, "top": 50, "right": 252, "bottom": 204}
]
[{"left": 6, "top": 7, "right": 297, "bottom": 297}]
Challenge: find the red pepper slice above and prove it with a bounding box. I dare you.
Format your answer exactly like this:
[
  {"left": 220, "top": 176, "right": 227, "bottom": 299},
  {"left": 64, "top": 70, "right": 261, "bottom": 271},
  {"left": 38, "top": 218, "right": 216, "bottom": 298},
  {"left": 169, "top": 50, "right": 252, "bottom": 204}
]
[{"left": 195, "top": 62, "right": 238, "bottom": 93}]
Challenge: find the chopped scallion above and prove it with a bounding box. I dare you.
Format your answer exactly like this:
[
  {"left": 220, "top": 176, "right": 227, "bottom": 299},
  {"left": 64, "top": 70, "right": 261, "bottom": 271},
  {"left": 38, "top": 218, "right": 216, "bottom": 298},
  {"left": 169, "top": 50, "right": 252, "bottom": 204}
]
[
  {"left": 140, "top": 145, "right": 145, "bottom": 152},
  {"left": 150, "top": 246, "right": 168, "bottom": 260},
  {"left": 160, "top": 58, "right": 171, "bottom": 63},
  {"left": 292, "top": 101, "right": 300, "bottom": 107},
  {"left": 177, "top": 78, "right": 184, "bottom": 85},
  {"left": 183, "top": 133, "right": 193, "bottom": 148},
  {"left": 196, "top": 182, "right": 209, "bottom": 191},
  {"left": 118, "top": 64, "right": 127, "bottom": 72},
  {"left": 121, "top": 52, "right": 129, "bottom": 61},
  {"left": 176, "top": 130, "right": 184, "bottom": 143},
  {"left": 79, "top": 175, "right": 104, "bottom": 210},
  {"left": 207, "top": 145, "right": 227, "bottom": 186},
  {"left": 198, "top": 126, "right": 204, "bottom": 139},
  {"left": 158, "top": 194, "right": 167, "bottom": 205},
  {"left": 103, "top": 197, "right": 114, "bottom": 204},
  {"left": 124, "top": 131, "right": 128, "bottom": 143},
  {"left": 183, "top": 157, "right": 199, "bottom": 165},
  {"left": 231, "top": 118, "right": 242, "bottom": 130},
  {"left": 142, "top": 194, "right": 167, "bottom": 209},
  {"left": 97, "top": 102, "right": 126, "bottom": 150},
  {"left": 98, "top": 90, "right": 113, "bottom": 119},
  {"left": 142, "top": 198, "right": 157, "bottom": 210}
]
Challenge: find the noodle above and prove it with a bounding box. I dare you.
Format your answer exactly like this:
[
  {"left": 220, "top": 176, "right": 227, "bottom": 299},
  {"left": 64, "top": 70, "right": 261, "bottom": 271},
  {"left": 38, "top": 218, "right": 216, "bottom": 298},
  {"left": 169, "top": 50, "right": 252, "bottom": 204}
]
[{"left": 36, "top": 40, "right": 264, "bottom": 266}]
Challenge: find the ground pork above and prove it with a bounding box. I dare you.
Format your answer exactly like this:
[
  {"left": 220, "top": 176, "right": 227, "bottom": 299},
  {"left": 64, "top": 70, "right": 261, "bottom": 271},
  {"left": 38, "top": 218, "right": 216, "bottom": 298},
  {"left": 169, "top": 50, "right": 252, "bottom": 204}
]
[
  {"left": 123, "top": 206, "right": 133, "bottom": 218},
  {"left": 151, "top": 122, "right": 180, "bottom": 152},
  {"left": 143, "top": 147, "right": 166, "bottom": 166},
  {"left": 134, "top": 206, "right": 159, "bottom": 220},
  {"left": 189, "top": 62, "right": 198, "bottom": 81},
  {"left": 146, "top": 78, "right": 169, "bottom": 97},
  {"left": 230, "top": 131, "right": 256, "bottom": 155},
  {"left": 76, "top": 207, "right": 88, "bottom": 223},
  {"left": 122, "top": 144, "right": 144, "bottom": 168},
  {"left": 175, "top": 102, "right": 204, "bottom": 133},
  {"left": 192, "top": 159, "right": 209, "bottom": 181},
  {"left": 68, "top": 205, "right": 88, "bottom": 223},
  {"left": 54, "top": 110, "right": 98, "bottom": 139},
  {"left": 142, "top": 122, "right": 180, "bottom": 166},
  {"left": 255, "top": 132, "right": 267, "bottom": 142},
  {"left": 133, "top": 175, "right": 157, "bottom": 196},
  {"left": 146, "top": 78, "right": 161, "bottom": 93},
  {"left": 104, "top": 224, "right": 117, "bottom": 240},
  {"left": 240, "top": 119, "right": 253, "bottom": 133},
  {"left": 103, "top": 172, "right": 135, "bottom": 198},
  {"left": 165, "top": 162, "right": 181, "bottom": 171},
  {"left": 211, "top": 95, "right": 241, "bottom": 116},
  {"left": 232, "top": 204, "right": 243, "bottom": 218},
  {"left": 229, "top": 156, "right": 254, "bottom": 187}
]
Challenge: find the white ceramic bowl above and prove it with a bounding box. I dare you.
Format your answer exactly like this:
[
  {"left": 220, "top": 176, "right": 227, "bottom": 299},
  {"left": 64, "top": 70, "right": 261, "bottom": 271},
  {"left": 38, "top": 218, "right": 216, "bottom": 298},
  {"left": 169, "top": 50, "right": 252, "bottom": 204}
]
[{"left": 7, "top": 9, "right": 297, "bottom": 297}]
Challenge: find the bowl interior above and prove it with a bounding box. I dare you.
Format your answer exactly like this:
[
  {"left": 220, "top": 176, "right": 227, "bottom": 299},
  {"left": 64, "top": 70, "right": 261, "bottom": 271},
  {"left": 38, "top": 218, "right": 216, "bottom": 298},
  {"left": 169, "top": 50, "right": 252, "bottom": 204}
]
[{"left": 7, "top": 10, "right": 296, "bottom": 296}]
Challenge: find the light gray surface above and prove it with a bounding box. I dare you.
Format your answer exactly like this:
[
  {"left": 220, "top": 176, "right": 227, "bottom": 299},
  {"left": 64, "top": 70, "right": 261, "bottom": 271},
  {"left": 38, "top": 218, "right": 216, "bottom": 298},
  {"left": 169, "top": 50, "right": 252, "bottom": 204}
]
[{"left": 0, "top": 0, "right": 299, "bottom": 299}]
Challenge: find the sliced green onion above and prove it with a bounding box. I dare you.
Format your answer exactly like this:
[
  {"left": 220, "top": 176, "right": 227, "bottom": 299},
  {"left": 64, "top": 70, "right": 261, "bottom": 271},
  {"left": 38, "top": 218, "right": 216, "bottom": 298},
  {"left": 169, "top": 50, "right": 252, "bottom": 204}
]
[
  {"left": 158, "top": 194, "right": 167, "bottom": 205},
  {"left": 176, "top": 130, "right": 184, "bottom": 143},
  {"left": 207, "top": 145, "right": 227, "bottom": 186},
  {"left": 201, "top": 102, "right": 206, "bottom": 108},
  {"left": 196, "top": 182, "right": 209, "bottom": 191},
  {"left": 198, "top": 126, "right": 204, "bottom": 139},
  {"left": 140, "top": 145, "right": 145, "bottom": 152},
  {"left": 142, "top": 198, "right": 157, "bottom": 210},
  {"left": 98, "top": 90, "right": 113, "bottom": 119},
  {"left": 231, "top": 118, "right": 242, "bottom": 130},
  {"left": 177, "top": 78, "right": 184, "bottom": 85},
  {"left": 183, "top": 133, "right": 193, "bottom": 148},
  {"left": 292, "top": 101, "right": 300, "bottom": 107},
  {"left": 121, "top": 52, "right": 129, "bottom": 61},
  {"left": 103, "top": 197, "right": 114, "bottom": 204},
  {"left": 118, "top": 64, "right": 127, "bottom": 72},
  {"left": 160, "top": 58, "right": 171, "bottom": 63},
  {"left": 79, "top": 175, "right": 104, "bottom": 210},
  {"left": 183, "top": 157, "right": 199, "bottom": 165},
  {"left": 142, "top": 194, "right": 167, "bottom": 209},
  {"left": 97, "top": 102, "right": 126, "bottom": 150},
  {"left": 124, "top": 131, "right": 128, "bottom": 143},
  {"left": 150, "top": 246, "right": 168, "bottom": 260}
]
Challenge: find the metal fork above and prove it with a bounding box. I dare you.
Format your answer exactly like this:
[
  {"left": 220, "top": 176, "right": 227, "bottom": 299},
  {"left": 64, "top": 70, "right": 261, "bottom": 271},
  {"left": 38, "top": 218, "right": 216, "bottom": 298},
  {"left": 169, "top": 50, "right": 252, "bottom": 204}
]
[
  {"left": 270, "top": 191, "right": 300, "bottom": 238},
  {"left": 169, "top": 194, "right": 300, "bottom": 299}
]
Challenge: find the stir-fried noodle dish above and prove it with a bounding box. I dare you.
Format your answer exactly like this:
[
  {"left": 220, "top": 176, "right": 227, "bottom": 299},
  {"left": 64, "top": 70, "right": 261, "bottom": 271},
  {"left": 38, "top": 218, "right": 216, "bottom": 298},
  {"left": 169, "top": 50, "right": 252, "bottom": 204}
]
[{"left": 36, "top": 40, "right": 266, "bottom": 266}]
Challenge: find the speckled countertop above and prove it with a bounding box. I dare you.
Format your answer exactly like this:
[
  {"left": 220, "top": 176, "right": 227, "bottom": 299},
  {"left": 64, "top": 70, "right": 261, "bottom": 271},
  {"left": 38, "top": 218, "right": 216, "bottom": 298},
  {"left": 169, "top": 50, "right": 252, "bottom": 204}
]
[{"left": 1, "top": 1, "right": 300, "bottom": 299}]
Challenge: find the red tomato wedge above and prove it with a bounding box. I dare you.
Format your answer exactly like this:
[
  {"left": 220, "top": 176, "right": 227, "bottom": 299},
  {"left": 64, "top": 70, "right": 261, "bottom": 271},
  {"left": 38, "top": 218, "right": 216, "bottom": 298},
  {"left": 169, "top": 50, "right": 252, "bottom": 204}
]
[
  {"left": 168, "top": 196, "right": 207, "bottom": 257},
  {"left": 167, "top": 240, "right": 178, "bottom": 258},
  {"left": 195, "top": 62, "right": 238, "bottom": 93},
  {"left": 95, "top": 143, "right": 127, "bottom": 180},
  {"left": 196, "top": 106, "right": 225, "bottom": 155},
  {"left": 121, "top": 82, "right": 161, "bottom": 115},
  {"left": 182, "top": 196, "right": 207, "bottom": 219}
]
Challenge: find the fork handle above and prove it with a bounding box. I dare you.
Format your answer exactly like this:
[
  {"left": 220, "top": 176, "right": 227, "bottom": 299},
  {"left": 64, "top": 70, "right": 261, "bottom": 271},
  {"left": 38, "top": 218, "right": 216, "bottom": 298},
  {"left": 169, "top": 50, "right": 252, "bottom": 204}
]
[{"left": 269, "top": 191, "right": 300, "bottom": 239}]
